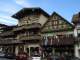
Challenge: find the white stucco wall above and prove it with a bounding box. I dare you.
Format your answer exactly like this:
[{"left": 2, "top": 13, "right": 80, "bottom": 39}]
[
  {"left": 38, "top": 14, "right": 48, "bottom": 26},
  {"left": 15, "top": 46, "right": 18, "bottom": 55},
  {"left": 74, "top": 43, "right": 80, "bottom": 58},
  {"left": 74, "top": 25, "right": 80, "bottom": 58},
  {"left": 74, "top": 28, "right": 78, "bottom": 37}
]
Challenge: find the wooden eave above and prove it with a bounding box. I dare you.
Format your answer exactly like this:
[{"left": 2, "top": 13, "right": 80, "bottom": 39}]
[{"left": 12, "top": 7, "right": 50, "bottom": 19}]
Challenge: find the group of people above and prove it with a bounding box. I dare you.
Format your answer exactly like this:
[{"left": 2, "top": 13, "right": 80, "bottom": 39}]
[{"left": 16, "top": 49, "right": 40, "bottom": 60}]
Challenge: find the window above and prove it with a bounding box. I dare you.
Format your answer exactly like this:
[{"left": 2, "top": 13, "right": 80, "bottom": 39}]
[
  {"left": 59, "top": 20, "right": 62, "bottom": 24},
  {"left": 58, "top": 25, "right": 62, "bottom": 29},
  {"left": 53, "top": 26, "right": 57, "bottom": 29},
  {"left": 53, "top": 21, "right": 58, "bottom": 25},
  {"left": 63, "top": 25, "right": 66, "bottom": 29},
  {"left": 53, "top": 16, "right": 57, "bottom": 20}
]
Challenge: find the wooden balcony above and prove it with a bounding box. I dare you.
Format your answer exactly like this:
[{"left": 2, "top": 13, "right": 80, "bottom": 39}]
[
  {"left": 0, "top": 38, "right": 22, "bottom": 45},
  {"left": 19, "top": 34, "right": 41, "bottom": 40},
  {"left": 0, "top": 31, "right": 13, "bottom": 36},
  {"left": 13, "top": 23, "right": 41, "bottom": 31},
  {"left": 75, "top": 37, "right": 80, "bottom": 42},
  {"left": 42, "top": 36, "right": 75, "bottom": 46}
]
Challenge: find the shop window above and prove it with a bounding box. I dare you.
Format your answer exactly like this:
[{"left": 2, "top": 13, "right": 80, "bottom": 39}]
[
  {"left": 35, "top": 47, "right": 39, "bottom": 53},
  {"left": 30, "top": 47, "right": 34, "bottom": 56},
  {"left": 26, "top": 48, "right": 29, "bottom": 53},
  {"left": 78, "top": 49, "right": 80, "bottom": 57},
  {"left": 30, "top": 47, "right": 39, "bottom": 56},
  {"left": 78, "top": 33, "right": 80, "bottom": 37}
]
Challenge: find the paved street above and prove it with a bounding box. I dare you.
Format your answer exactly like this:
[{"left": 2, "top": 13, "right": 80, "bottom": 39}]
[{"left": 0, "top": 58, "right": 15, "bottom": 60}]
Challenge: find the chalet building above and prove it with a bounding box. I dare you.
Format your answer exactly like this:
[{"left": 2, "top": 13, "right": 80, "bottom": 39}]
[
  {"left": 41, "top": 12, "right": 75, "bottom": 57},
  {"left": 12, "top": 7, "right": 49, "bottom": 56},
  {"left": 72, "top": 12, "right": 80, "bottom": 58},
  {"left": 0, "top": 7, "right": 79, "bottom": 58}
]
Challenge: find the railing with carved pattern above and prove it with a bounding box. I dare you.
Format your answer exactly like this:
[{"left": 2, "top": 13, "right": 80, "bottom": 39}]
[
  {"left": 13, "top": 23, "right": 41, "bottom": 31},
  {"left": 0, "top": 38, "right": 19, "bottom": 44},
  {"left": 18, "top": 34, "right": 41, "bottom": 40},
  {"left": 0, "top": 31, "right": 13, "bottom": 36},
  {"left": 41, "top": 35, "right": 75, "bottom": 46}
]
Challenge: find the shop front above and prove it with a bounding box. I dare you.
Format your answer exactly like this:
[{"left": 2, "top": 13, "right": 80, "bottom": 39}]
[
  {"left": 53, "top": 45, "right": 74, "bottom": 56},
  {"left": 15, "top": 44, "right": 41, "bottom": 57}
]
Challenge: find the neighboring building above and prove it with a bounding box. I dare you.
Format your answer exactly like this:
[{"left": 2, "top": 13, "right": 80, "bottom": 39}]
[
  {"left": 12, "top": 7, "right": 49, "bottom": 56},
  {"left": 72, "top": 12, "right": 80, "bottom": 58},
  {"left": 0, "top": 24, "right": 7, "bottom": 51},
  {"left": 41, "top": 12, "right": 75, "bottom": 57},
  {"left": 0, "top": 26, "right": 17, "bottom": 53},
  {"left": 0, "top": 24, "right": 7, "bottom": 33}
]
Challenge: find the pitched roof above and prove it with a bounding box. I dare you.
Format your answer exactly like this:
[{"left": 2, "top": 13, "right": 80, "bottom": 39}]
[
  {"left": 12, "top": 7, "right": 50, "bottom": 19},
  {"left": 42, "top": 12, "right": 74, "bottom": 33},
  {"left": 0, "top": 24, "right": 7, "bottom": 27},
  {"left": 51, "top": 12, "right": 74, "bottom": 27}
]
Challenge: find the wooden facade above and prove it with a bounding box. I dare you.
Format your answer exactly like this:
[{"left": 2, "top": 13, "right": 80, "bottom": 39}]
[
  {"left": 0, "top": 7, "right": 78, "bottom": 57},
  {"left": 11, "top": 8, "right": 49, "bottom": 56},
  {"left": 42, "top": 12, "right": 74, "bottom": 45}
]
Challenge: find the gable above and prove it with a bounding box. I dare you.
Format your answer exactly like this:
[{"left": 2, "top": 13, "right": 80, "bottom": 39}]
[
  {"left": 18, "top": 14, "right": 40, "bottom": 26},
  {"left": 42, "top": 12, "right": 74, "bottom": 33}
]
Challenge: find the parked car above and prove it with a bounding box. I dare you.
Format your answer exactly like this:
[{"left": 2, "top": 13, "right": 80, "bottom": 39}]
[
  {"left": 5, "top": 53, "right": 16, "bottom": 59},
  {"left": 0, "top": 51, "right": 6, "bottom": 58}
]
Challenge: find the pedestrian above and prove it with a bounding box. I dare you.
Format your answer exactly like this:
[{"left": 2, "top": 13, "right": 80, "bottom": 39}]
[
  {"left": 60, "top": 54, "right": 65, "bottom": 60},
  {"left": 16, "top": 51, "right": 28, "bottom": 60}
]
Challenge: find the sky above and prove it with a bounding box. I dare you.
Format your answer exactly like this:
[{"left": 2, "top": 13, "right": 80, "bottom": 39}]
[{"left": 0, "top": 0, "right": 80, "bottom": 26}]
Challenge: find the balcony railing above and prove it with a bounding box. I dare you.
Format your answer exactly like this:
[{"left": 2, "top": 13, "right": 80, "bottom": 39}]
[
  {"left": 41, "top": 36, "right": 75, "bottom": 46},
  {"left": 19, "top": 34, "right": 41, "bottom": 40},
  {"left": 13, "top": 23, "right": 41, "bottom": 31},
  {"left": 0, "top": 38, "right": 20, "bottom": 44},
  {"left": 0, "top": 31, "right": 13, "bottom": 36}
]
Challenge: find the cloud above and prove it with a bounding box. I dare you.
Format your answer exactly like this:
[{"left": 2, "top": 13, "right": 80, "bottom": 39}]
[
  {"left": 15, "top": 0, "right": 34, "bottom": 7},
  {"left": 0, "top": 14, "right": 18, "bottom": 25},
  {"left": 15, "top": 0, "right": 26, "bottom": 5},
  {"left": 0, "top": 1, "right": 20, "bottom": 25},
  {"left": 0, "top": 4, "right": 19, "bottom": 15},
  {"left": 0, "top": 0, "right": 21, "bottom": 15}
]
